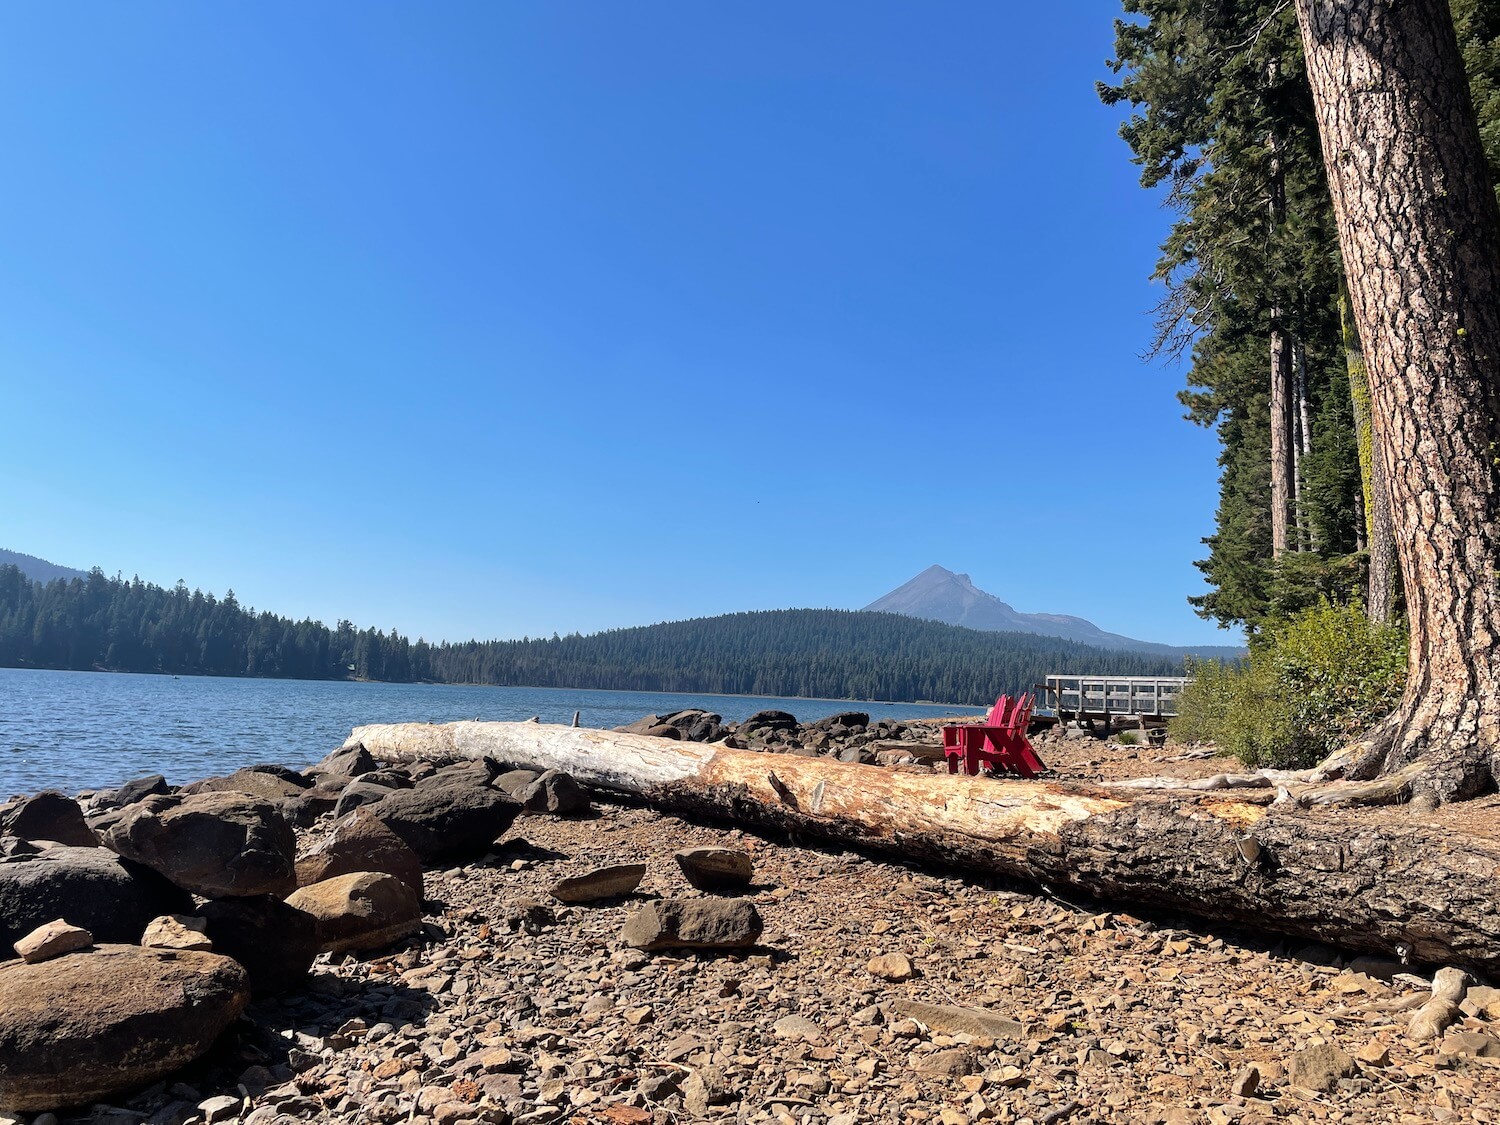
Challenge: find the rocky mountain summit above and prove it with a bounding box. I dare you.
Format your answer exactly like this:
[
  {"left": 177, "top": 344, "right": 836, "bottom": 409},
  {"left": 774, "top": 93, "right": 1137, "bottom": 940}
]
[
  {"left": 865, "top": 566, "right": 1244, "bottom": 659},
  {"left": 0, "top": 717, "right": 1496, "bottom": 1124}
]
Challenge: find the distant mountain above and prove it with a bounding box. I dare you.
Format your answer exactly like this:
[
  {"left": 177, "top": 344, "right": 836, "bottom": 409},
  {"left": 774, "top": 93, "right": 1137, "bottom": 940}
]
[
  {"left": 865, "top": 565, "right": 1244, "bottom": 660},
  {"left": 0, "top": 561, "right": 1186, "bottom": 704},
  {"left": 0, "top": 549, "right": 88, "bottom": 585}
]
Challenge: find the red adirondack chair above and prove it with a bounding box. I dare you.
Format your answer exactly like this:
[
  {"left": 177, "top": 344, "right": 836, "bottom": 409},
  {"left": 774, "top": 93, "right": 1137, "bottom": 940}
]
[{"left": 942, "top": 692, "right": 1044, "bottom": 778}]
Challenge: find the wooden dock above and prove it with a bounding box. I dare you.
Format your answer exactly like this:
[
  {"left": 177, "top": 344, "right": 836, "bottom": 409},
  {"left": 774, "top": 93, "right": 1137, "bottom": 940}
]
[{"left": 1038, "top": 674, "right": 1191, "bottom": 735}]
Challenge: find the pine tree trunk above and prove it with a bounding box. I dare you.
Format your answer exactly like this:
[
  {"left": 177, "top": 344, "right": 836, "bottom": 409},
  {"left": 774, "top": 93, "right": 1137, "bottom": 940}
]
[
  {"left": 1270, "top": 321, "right": 1295, "bottom": 557},
  {"left": 1294, "top": 338, "right": 1315, "bottom": 551},
  {"left": 1340, "top": 284, "right": 1396, "bottom": 623},
  {"left": 1297, "top": 0, "right": 1500, "bottom": 803}
]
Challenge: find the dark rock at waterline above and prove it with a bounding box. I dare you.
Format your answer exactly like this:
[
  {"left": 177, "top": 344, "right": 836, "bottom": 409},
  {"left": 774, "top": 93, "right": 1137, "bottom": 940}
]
[
  {"left": 741, "top": 710, "right": 799, "bottom": 732},
  {"left": 0, "top": 793, "right": 98, "bottom": 848},
  {"left": 370, "top": 776, "right": 520, "bottom": 863},
  {"left": 0, "top": 846, "right": 191, "bottom": 950},
  {"left": 101, "top": 792, "right": 297, "bottom": 898},
  {"left": 313, "top": 743, "right": 379, "bottom": 779},
  {"left": 107, "top": 774, "right": 171, "bottom": 809},
  {"left": 0, "top": 944, "right": 251, "bottom": 1112},
  {"left": 182, "top": 768, "right": 308, "bottom": 802},
  {"left": 196, "top": 894, "right": 320, "bottom": 997}
]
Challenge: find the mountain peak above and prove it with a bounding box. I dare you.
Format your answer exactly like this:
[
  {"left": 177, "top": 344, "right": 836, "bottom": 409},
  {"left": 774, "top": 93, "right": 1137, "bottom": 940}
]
[{"left": 864, "top": 566, "right": 1243, "bottom": 659}]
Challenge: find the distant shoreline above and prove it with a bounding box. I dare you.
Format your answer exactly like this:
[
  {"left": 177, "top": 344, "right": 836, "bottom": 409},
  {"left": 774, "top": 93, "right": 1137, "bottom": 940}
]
[{"left": 0, "top": 664, "right": 985, "bottom": 712}]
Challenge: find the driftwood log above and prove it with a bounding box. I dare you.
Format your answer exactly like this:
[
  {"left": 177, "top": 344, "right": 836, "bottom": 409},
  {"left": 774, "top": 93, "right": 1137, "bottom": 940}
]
[{"left": 346, "top": 721, "right": 1500, "bottom": 974}]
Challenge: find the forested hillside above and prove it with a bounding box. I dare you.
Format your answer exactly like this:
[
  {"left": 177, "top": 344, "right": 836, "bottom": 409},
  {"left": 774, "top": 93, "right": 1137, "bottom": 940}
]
[
  {"left": 0, "top": 566, "right": 1183, "bottom": 704},
  {"left": 1101, "top": 0, "right": 1500, "bottom": 630}
]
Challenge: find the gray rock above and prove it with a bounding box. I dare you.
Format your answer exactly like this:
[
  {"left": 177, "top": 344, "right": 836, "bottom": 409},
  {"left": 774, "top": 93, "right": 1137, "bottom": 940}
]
[
  {"left": 549, "top": 863, "right": 646, "bottom": 904},
  {"left": 108, "top": 775, "right": 170, "bottom": 809},
  {"left": 518, "top": 770, "right": 588, "bottom": 815},
  {"left": 101, "top": 793, "right": 297, "bottom": 898},
  {"left": 890, "top": 998, "right": 1025, "bottom": 1039},
  {"left": 0, "top": 793, "right": 97, "bottom": 848},
  {"left": 492, "top": 769, "right": 542, "bottom": 797},
  {"left": 673, "top": 846, "right": 753, "bottom": 892},
  {"left": 370, "top": 776, "right": 520, "bottom": 863},
  {"left": 620, "top": 898, "right": 762, "bottom": 952},
  {"left": 0, "top": 945, "right": 250, "bottom": 1112},
  {"left": 295, "top": 808, "right": 424, "bottom": 897}
]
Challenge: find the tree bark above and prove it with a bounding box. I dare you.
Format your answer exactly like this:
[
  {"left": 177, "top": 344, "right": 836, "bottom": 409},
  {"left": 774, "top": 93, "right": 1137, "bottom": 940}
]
[
  {"left": 1297, "top": 0, "right": 1500, "bottom": 803},
  {"left": 1340, "top": 282, "right": 1396, "bottom": 623},
  {"left": 345, "top": 721, "right": 1500, "bottom": 973},
  {"left": 1270, "top": 322, "right": 1296, "bottom": 557}
]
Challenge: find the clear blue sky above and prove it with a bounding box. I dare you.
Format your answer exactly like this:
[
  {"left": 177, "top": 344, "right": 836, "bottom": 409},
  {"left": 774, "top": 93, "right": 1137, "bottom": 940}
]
[{"left": 0, "top": 3, "right": 1236, "bottom": 647}]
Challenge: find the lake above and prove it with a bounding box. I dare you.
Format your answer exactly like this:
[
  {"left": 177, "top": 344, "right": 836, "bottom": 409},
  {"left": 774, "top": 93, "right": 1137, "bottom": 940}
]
[{"left": 0, "top": 667, "right": 980, "bottom": 797}]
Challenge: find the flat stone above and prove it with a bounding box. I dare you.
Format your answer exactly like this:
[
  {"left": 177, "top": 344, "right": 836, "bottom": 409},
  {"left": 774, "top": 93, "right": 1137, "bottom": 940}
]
[
  {"left": 549, "top": 863, "right": 646, "bottom": 904},
  {"left": 1440, "top": 1029, "right": 1500, "bottom": 1059},
  {"left": 12, "top": 919, "right": 92, "bottom": 964},
  {"left": 772, "top": 1014, "right": 822, "bottom": 1041},
  {"left": 890, "top": 998, "right": 1025, "bottom": 1040},
  {"left": 620, "top": 898, "right": 762, "bottom": 952},
  {"left": 141, "top": 914, "right": 213, "bottom": 952},
  {"left": 673, "top": 846, "right": 753, "bottom": 892}
]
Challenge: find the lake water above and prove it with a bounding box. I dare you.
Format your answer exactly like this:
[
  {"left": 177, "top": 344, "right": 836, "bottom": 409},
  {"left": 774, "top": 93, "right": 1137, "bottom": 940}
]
[{"left": 0, "top": 667, "right": 981, "bottom": 797}]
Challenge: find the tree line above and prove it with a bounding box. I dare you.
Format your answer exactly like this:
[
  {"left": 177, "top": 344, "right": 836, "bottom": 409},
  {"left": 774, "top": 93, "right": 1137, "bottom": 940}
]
[
  {"left": 0, "top": 565, "right": 1184, "bottom": 705},
  {"left": 1101, "top": 0, "right": 1500, "bottom": 630}
]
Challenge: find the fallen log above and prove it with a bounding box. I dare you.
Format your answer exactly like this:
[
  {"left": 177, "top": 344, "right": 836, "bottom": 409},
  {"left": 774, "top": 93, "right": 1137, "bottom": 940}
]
[{"left": 346, "top": 721, "right": 1500, "bottom": 974}]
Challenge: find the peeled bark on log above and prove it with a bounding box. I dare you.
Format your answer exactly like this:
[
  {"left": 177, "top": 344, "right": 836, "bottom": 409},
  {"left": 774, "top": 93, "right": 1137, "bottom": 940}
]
[{"left": 346, "top": 721, "right": 1500, "bottom": 974}]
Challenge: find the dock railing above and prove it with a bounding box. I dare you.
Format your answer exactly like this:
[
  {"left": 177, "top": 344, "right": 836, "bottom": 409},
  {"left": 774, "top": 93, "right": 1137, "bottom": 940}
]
[{"left": 1040, "top": 674, "right": 1191, "bottom": 732}]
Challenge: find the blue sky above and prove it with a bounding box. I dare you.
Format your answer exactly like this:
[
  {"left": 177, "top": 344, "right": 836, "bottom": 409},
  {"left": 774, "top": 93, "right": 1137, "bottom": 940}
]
[{"left": 0, "top": 3, "right": 1235, "bottom": 646}]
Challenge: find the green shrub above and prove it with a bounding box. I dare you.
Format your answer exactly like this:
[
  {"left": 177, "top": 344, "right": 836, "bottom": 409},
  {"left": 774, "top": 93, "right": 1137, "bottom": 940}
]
[
  {"left": 1174, "top": 602, "right": 1406, "bottom": 769},
  {"left": 1116, "top": 730, "right": 1141, "bottom": 746}
]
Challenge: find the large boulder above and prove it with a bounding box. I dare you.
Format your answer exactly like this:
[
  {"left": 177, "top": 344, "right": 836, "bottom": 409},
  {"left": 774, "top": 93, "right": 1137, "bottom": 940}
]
[
  {"left": 196, "top": 895, "right": 319, "bottom": 997},
  {"left": 0, "top": 846, "right": 190, "bottom": 950},
  {"left": 101, "top": 792, "right": 296, "bottom": 898},
  {"left": 621, "top": 898, "right": 763, "bottom": 952},
  {"left": 370, "top": 776, "right": 519, "bottom": 863},
  {"left": 286, "top": 871, "right": 421, "bottom": 954},
  {"left": 0, "top": 945, "right": 250, "bottom": 1112},
  {"left": 0, "top": 793, "right": 97, "bottom": 848},
  {"left": 296, "top": 808, "right": 424, "bottom": 897}
]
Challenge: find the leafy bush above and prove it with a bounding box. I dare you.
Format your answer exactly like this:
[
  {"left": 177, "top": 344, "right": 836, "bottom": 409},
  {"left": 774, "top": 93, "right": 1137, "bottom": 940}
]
[{"left": 1174, "top": 602, "right": 1406, "bottom": 769}]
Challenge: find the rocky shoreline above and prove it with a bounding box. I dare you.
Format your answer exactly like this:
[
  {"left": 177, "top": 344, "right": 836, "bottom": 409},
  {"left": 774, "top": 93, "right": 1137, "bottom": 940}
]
[{"left": 1, "top": 711, "right": 1498, "bottom": 1123}]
